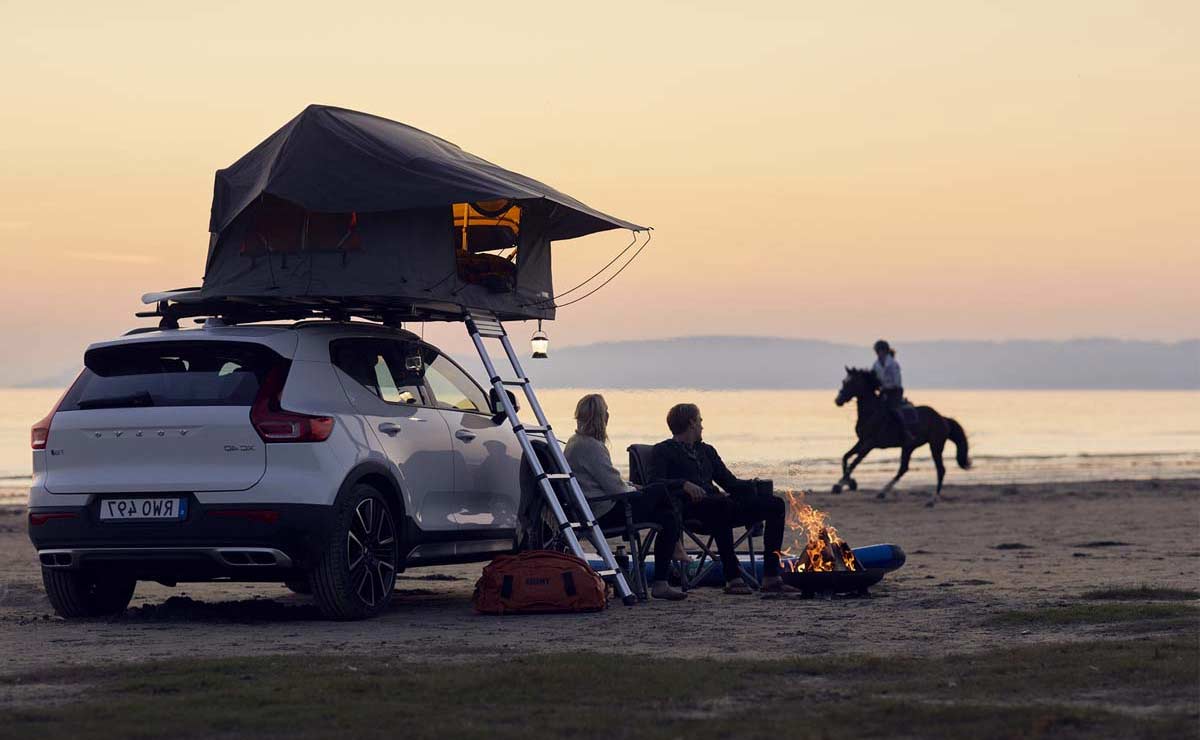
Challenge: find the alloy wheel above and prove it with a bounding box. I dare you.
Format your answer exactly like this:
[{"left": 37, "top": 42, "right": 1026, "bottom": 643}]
[{"left": 345, "top": 497, "right": 397, "bottom": 607}]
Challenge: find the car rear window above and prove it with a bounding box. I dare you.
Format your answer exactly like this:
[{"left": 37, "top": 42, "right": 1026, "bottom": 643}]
[{"left": 60, "top": 341, "right": 283, "bottom": 410}]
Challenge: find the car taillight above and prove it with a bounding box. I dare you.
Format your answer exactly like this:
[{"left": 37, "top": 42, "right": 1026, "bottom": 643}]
[
  {"left": 31, "top": 377, "right": 77, "bottom": 450},
  {"left": 31, "top": 411, "right": 53, "bottom": 450},
  {"left": 250, "top": 364, "right": 334, "bottom": 443},
  {"left": 29, "top": 511, "right": 79, "bottom": 526},
  {"left": 208, "top": 509, "right": 281, "bottom": 524}
]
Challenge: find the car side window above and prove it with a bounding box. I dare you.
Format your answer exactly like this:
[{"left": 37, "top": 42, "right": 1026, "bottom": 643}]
[
  {"left": 330, "top": 339, "right": 426, "bottom": 406},
  {"left": 372, "top": 353, "right": 421, "bottom": 405},
  {"left": 424, "top": 351, "right": 489, "bottom": 413}
]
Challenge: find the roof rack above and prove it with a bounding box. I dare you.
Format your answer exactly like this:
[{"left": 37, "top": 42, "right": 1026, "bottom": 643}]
[{"left": 137, "top": 289, "right": 474, "bottom": 329}]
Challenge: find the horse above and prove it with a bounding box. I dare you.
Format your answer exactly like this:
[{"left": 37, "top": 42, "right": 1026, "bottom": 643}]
[{"left": 833, "top": 367, "right": 971, "bottom": 505}]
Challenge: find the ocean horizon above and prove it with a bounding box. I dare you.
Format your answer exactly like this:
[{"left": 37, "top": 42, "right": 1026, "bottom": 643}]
[{"left": 2, "top": 387, "right": 1196, "bottom": 504}]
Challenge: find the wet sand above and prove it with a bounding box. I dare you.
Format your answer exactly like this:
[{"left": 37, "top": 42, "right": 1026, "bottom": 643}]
[{"left": 0, "top": 478, "right": 1196, "bottom": 678}]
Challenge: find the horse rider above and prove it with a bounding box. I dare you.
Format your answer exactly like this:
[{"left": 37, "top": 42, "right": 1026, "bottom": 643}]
[{"left": 873, "top": 339, "right": 914, "bottom": 444}]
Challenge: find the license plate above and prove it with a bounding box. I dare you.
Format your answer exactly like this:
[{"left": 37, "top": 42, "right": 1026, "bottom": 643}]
[{"left": 100, "top": 497, "right": 188, "bottom": 521}]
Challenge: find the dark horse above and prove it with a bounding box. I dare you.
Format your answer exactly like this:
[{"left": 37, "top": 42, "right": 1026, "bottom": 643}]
[{"left": 833, "top": 367, "right": 971, "bottom": 505}]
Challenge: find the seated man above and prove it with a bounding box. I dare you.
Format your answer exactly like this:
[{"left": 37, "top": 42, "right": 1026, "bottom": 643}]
[{"left": 647, "top": 403, "right": 796, "bottom": 595}]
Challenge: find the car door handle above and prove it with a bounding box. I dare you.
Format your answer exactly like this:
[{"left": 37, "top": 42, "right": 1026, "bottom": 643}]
[
  {"left": 455, "top": 430, "right": 477, "bottom": 442},
  {"left": 378, "top": 422, "right": 402, "bottom": 436}
]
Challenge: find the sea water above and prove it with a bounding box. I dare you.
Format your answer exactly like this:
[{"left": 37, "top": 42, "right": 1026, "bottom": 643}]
[{"left": 1, "top": 387, "right": 1196, "bottom": 503}]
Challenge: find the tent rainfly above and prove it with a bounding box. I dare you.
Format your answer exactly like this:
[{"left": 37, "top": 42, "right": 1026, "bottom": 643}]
[{"left": 200, "top": 105, "right": 648, "bottom": 322}]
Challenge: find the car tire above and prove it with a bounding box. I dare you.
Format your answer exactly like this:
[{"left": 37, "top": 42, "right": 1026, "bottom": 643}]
[
  {"left": 42, "top": 568, "right": 136, "bottom": 618},
  {"left": 284, "top": 578, "right": 313, "bottom": 595},
  {"left": 519, "top": 445, "right": 573, "bottom": 552},
  {"left": 311, "top": 483, "right": 399, "bottom": 620}
]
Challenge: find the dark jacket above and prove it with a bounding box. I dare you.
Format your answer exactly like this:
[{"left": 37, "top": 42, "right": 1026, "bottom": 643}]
[{"left": 648, "top": 439, "right": 756, "bottom": 497}]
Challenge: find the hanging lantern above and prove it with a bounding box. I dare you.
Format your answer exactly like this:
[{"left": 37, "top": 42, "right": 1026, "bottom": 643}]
[{"left": 531, "top": 320, "right": 549, "bottom": 359}]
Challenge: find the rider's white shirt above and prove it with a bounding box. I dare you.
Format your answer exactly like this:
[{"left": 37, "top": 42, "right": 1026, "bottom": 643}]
[{"left": 873, "top": 355, "right": 903, "bottom": 389}]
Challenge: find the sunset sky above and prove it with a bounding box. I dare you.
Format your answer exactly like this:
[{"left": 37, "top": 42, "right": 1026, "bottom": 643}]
[{"left": 1, "top": 1, "right": 1196, "bottom": 384}]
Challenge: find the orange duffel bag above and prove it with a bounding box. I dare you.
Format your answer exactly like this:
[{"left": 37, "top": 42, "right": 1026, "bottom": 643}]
[{"left": 473, "top": 550, "right": 607, "bottom": 615}]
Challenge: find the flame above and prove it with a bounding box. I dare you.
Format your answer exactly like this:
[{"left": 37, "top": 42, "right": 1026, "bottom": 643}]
[{"left": 776, "top": 489, "right": 859, "bottom": 573}]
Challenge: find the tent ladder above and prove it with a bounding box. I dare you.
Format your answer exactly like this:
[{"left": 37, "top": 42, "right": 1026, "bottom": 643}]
[{"left": 464, "top": 309, "right": 637, "bottom": 606}]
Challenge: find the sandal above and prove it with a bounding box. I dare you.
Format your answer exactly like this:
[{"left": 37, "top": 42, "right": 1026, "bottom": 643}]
[{"left": 723, "top": 581, "right": 753, "bottom": 595}]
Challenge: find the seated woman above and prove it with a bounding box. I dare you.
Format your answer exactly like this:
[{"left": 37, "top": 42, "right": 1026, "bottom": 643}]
[{"left": 564, "top": 394, "right": 688, "bottom": 601}]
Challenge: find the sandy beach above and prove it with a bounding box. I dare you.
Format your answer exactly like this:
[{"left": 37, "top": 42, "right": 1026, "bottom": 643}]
[{"left": 2, "top": 478, "right": 1196, "bottom": 679}]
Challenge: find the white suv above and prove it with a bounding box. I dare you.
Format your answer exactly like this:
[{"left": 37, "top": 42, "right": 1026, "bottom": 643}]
[{"left": 28, "top": 320, "right": 532, "bottom": 619}]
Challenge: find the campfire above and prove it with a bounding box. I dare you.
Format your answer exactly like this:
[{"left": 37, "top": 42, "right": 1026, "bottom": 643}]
[{"left": 776, "top": 490, "right": 860, "bottom": 573}]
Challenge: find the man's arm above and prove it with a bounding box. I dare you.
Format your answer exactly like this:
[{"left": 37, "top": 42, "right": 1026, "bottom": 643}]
[
  {"left": 708, "top": 445, "right": 755, "bottom": 495},
  {"left": 648, "top": 442, "right": 706, "bottom": 502}
]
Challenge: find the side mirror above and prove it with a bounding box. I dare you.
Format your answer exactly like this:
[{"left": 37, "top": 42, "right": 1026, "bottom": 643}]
[{"left": 490, "top": 388, "right": 520, "bottom": 418}]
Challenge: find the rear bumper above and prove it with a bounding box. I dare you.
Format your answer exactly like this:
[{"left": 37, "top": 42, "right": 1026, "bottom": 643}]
[
  {"left": 28, "top": 498, "right": 332, "bottom": 581},
  {"left": 38, "top": 546, "right": 293, "bottom": 569}
]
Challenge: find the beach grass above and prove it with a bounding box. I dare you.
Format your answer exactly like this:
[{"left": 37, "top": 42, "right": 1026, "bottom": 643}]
[
  {"left": 988, "top": 602, "right": 1198, "bottom": 628},
  {"left": 1081, "top": 585, "right": 1200, "bottom": 601},
  {"left": 1, "top": 638, "right": 1195, "bottom": 740}
]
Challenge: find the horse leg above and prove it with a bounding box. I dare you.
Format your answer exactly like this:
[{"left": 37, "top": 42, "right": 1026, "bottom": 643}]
[
  {"left": 844, "top": 450, "right": 870, "bottom": 491},
  {"left": 834, "top": 443, "right": 864, "bottom": 492},
  {"left": 840, "top": 444, "right": 858, "bottom": 480},
  {"left": 879, "top": 446, "right": 913, "bottom": 499},
  {"left": 928, "top": 440, "right": 947, "bottom": 507}
]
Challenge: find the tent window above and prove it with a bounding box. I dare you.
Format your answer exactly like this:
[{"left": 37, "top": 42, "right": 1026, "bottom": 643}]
[
  {"left": 239, "top": 195, "right": 361, "bottom": 258},
  {"left": 454, "top": 200, "right": 521, "bottom": 292}
]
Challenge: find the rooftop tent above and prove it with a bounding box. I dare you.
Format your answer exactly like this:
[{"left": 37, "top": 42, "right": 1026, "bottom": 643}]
[{"left": 201, "top": 105, "right": 648, "bottom": 321}]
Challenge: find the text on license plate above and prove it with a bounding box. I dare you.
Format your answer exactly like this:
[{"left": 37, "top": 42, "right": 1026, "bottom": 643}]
[{"left": 100, "top": 497, "right": 188, "bottom": 521}]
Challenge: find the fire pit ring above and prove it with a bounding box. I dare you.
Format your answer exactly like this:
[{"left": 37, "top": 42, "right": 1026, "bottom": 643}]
[{"left": 779, "top": 567, "right": 887, "bottom": 596}]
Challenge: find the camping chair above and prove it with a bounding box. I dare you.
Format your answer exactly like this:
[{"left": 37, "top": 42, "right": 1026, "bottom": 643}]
[
  {"left": 588, "top": 487, "right": 667, "bottom": 601},
  {"left": 627, "top": 444, "right": 762, "bottom": 591},
  {"left": 519, "top": 450, "right": 662, "bottom": 601}
]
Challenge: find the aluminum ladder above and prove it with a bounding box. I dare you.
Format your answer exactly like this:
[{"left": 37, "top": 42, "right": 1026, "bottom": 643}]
[{"left": 464, "top": 309, "right": 637, "bottom": 606}]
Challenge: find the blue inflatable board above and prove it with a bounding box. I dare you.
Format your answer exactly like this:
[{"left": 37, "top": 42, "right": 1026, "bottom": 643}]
[{"left": 591, "top": 543, "right": 906, "bottom": 588}]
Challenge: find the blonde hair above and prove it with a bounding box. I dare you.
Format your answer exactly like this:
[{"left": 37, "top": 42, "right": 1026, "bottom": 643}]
[{"left": 574, "top": 393, "right": 609, "bottom": 444}]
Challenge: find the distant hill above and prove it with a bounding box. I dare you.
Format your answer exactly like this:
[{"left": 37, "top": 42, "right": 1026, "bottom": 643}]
[
  {"left": 12, "top": 337, "right": 1198, "bottom": 391},
  {"left": 520, "top": 337, "right": 1200, "bottom": 390},
  {"left": 15, "top": 369, "right": 81, "bottom": 390}
]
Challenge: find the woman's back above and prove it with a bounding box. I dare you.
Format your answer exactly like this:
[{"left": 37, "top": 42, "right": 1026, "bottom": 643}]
[{"left": 564, "top": 434, "right": 632, "bottom": 518}]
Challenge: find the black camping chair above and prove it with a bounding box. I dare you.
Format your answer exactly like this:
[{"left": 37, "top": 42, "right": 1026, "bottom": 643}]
[
  {"left": 587, "top": 487, "right": 667, "bottom": 601},
  {"left": 627, "top": 444, "right": 762, "bottom": 591}
]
